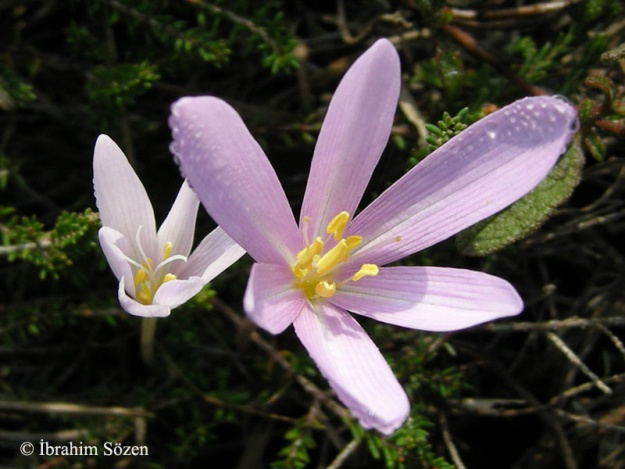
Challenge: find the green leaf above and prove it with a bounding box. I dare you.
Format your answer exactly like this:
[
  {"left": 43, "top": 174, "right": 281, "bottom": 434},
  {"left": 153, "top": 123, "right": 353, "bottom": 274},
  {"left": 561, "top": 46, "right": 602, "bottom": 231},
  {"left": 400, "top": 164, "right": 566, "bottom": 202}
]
[{"left": 456, "top": 139, "right": 584, "bottom": 256}]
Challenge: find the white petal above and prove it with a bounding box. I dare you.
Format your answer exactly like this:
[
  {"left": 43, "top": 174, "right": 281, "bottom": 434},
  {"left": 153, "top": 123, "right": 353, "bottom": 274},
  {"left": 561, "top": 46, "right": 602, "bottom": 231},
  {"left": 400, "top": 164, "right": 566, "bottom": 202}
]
[
  {"left": 98, "top": 226, "right": 135, "bottom": 297},
  {"left": 152, "top": 276, "right": 206, "bottom": 308},
  {"left": 93, "top": 135, "right": 158, "bottom": 257},
  {"left": 157, "top": 180, "right": 200, "bottom": 258},
  {"left": 176, "top": 226, "right": 246, "bottom": 281},
  {"left": 118, "top": 277, "right": 171, "bottom": 317}
]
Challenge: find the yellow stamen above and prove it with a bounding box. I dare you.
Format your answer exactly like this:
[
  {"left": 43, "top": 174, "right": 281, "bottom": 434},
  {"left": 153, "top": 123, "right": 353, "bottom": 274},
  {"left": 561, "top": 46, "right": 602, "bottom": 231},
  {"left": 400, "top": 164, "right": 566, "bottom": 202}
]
[
  {"left": 295, "top": 237, "right": 324, "bottom": 271},
  {"left": 163, "top": 273, "right": 177, "bottom": 283},
  {"left": 134, "top": 268, "right": 148, "bottom": 286},
  {"left": 163, "top": 241, "right": 173, "bottom": 259},
  {"left": 315, "top": 239, "right": 350, "bottom": 276},
  {"left": 293, "top": 212, "right": 379, "bottom": 302},
  {"left": 136, "top": 286, "right": 152, "bottom": 305},
  {"left": 351, "top": 264, "right": 379, "bottom": 281},
  {"left": 326, "top": 211, "right": 350, "bottom": 241},
  {"left": 315, "top": 280, "right": 336, "bottom": 298},
  {"left": 344, "top": 235, "right": 362, "bottom": 252}
]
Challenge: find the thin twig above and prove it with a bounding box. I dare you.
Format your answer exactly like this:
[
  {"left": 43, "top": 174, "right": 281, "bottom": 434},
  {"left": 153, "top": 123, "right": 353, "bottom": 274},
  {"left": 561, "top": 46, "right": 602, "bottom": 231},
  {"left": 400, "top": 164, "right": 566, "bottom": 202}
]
[
  {"left": 443, "top": 24, "right": 546, "bottom": 96},
  {"left": 160, "top": 347, "right": 298, "bottom": 424},
  {"left": 211, "top": 296, "right": 352, "bottom": 423},
  {"left": 439, "top": 413, "right": 466, "bottom": 469},
  {"left": 326, "top": 438, "right": 361, "bottom": 469},
  {"left": 483, "top": 316, "right": 625, "bottom": 332},
  {"left": 546, "top": 332, "right": 612, "bottom": 395},
  {"left": 0, "top": 400, "right": 153, "bottom": 417}
]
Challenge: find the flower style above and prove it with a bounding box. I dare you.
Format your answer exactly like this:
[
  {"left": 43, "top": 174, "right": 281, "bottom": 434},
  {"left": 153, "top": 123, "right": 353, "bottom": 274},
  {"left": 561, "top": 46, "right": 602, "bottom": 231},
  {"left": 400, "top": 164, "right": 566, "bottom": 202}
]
[
  {"left": 168, "top": 39, "right": 578, "bottom": 434},
  {"left": 93, "top": 134, "right": 245, "bottom": 317}
]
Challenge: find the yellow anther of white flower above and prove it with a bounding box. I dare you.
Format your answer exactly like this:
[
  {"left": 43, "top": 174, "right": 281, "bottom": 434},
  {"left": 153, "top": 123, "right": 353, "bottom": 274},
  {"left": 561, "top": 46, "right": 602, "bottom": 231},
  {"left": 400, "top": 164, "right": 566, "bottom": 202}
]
[
  {"left": 315, "top": 280, "right": 336, "bottom": 298},
  {"left": 326, "top": 211, "right": 350, "bottom": 241},
  {"left": 351, "top": 264, "right": 379, "bottom": 281},
  {"left": 163, "top": 241, "right": 173, "bottom": 259},
  {"left": 293, "top": 212, "right": 379, "bottom": 302},
  {"left": 163, "top": 273, "right": 177, "bottom": 283},
  {"left": 134, "top": 268, "right": 148, "bottom": 286},
  {"left": 127, "top": 230, "right": 188, "bottom": 305}
]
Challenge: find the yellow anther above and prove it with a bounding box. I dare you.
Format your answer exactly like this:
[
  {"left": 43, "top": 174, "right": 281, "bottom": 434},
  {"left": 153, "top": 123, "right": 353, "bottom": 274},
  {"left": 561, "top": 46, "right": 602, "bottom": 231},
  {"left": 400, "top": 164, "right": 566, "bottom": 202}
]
[
  {"left": 293, "top": 211, "right": 377, "bottom": 302},
  {"left": 136, "top": 286, "right": 152, "bottom": 305},
  {"left": 163, "top": 273, "right": 177, "bottom": 283},
  {"left": 315, "top": 239, "right": 349, "bottom": 276},
  {"left": 315, "top": 280, "right": 336, "bottom": 298},
  {"left": 326, "top": 211, "right": 350, "bottom": 241},
  {"left": 296, "top": 237, "right": 324, "bottom": 270},
  {"left": 142, "top": 258, "right": 153, "bottom": 270},
  {"left": 163, "top": 241, "right": 173, "bottom": 259},
  {"left": 351, "top": 264, "right": 379, "bottom": 282},
  {"left": 134, "top": 268, "right": 148, "bottom": 286},
  {"left": 344, "top": 235, "right": 362, "bottom": 252},
  {"left": 395, "top": 236, "right": 402, "bottom": 242}
]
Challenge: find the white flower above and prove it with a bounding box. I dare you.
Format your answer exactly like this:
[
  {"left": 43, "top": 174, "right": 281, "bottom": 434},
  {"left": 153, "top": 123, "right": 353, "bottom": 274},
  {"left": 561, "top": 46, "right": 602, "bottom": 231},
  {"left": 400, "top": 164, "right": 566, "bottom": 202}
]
[{"left": 93, "top": 134, "right": 244, "bottom": 317}]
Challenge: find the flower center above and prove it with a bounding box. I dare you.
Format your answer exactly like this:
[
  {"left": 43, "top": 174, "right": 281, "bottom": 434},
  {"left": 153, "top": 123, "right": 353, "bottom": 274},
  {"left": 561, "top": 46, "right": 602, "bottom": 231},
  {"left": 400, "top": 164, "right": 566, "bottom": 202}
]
[
  {"left": 292, "top": 211, "right": 379, "bottom": 301},
  {"left": 127, "top": 227, "right": 187, "bottom": 305}
]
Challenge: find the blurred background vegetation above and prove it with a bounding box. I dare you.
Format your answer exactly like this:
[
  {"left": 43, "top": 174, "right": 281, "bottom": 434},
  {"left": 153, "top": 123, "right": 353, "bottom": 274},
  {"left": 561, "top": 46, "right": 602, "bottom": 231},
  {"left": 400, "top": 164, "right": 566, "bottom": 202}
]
[{"left": 1, "top": 0, "right": 625, "bottom": 467}]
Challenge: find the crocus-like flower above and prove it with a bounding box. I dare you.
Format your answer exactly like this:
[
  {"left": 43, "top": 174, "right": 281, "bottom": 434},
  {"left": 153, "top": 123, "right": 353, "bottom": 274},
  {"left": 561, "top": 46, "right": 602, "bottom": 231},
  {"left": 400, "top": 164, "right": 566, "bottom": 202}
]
[
  {"left": 168, "top": 39, "right": 578, "bottom": 434},
  {"left": 93, "top": 134, "right": 245, "bottom": 317}
]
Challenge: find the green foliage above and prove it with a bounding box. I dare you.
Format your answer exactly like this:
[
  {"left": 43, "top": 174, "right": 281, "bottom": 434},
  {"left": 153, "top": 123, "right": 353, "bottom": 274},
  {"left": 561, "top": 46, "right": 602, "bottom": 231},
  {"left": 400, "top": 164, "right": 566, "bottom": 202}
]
[
  {"left": 456, "top": 139, "right": 585, "bottom": 256},
  {"left": 409, "top": 107, "right": 470, "bottom": 166},
  {"left": 271, "top": 425, "right": 316, "bottom": 469},
  {"left": 87, "top": 62, "right": 160, "bottom": 109},
  {"left": 0, "top": 62, "right": 36, "bottom": 109},
  {"left": 506, "top": 31, "right": 574, "bottom": 83},
  {"left": 578, "top": 72, "right": 625, "bottom": 161},
  {"left": 413, "top": 48, "right": 468, "bottom": 100},
  {"left": 0, "top": 208, "right": 100, "bottom": 279},
  {"left": 2, "top": 0, "right": 624, "bottom": 467}
]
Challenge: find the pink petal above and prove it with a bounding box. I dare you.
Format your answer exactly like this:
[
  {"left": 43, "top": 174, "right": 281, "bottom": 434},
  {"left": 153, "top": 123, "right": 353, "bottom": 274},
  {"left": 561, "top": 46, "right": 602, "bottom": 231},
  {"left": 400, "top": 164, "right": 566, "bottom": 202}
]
[
  {"left": 331, "top": 266, "right": 522, "bottom": 331},
  {"left": 177, "top": 226, "right": 246, "bottom": 281},
  {"left": 243, "top": 263, "right": 306, "bottom": 334},
  {"left": 93, "top": 135, "right": 157, "bottom": 257},
  {"left": 118, "top": 277, "right": 171, "bottom": 317},
  {"left": 169, "top": 97, "right": 301, "bottom": 265},
  {"left": 157, "top": 180, "right": 199, "bottom": 258},
  {"left": 346, "top": 97, "right": 578, "bottom": 267},
  {"left": 300, "top": 39, "right": 401, "bottom": 237},
  {"left": 98, "top": 227, "right": 135, "bottom": 297},
  {"left": 293, "top": 303, "right": 409, "bottom": 435}
]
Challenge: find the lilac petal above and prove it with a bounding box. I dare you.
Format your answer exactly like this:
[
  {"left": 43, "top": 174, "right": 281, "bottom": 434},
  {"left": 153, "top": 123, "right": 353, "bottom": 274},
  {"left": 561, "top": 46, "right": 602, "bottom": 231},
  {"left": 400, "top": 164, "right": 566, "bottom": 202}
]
[
  {"left": 118, "top": 277, "right": 171, "bottom": 317},
  {"left": 157, "top": 180, "right": 199, "bottom": 258},
  {"left": 243, "top": 263, "right": 306, "bottom": 334},
  {"left": 293, "top": 303, "right": 409, "bottom": 435},
  {"left": 300, "top": 39, "right": 401, "bottom": 237},
  {"left": 332, "top": 266, "right": 522, "bottom": 332},
  {"left": 346, "top": 97, "right": 578, "bottom": 267},
  {"left": 93, "top": 135, "right": 157, "bottom": 257},
  {"left": 176, "top": 226, "right": 246, "bottom": 281},
  {"left": 169, "top": 97, "right": 301, "bottom": 265},
  {"left": 98, "top": 227, "right": 135, "bottom": 297},
  {"left": 152, "top": 276, "right": 206, "bottom": 308}
]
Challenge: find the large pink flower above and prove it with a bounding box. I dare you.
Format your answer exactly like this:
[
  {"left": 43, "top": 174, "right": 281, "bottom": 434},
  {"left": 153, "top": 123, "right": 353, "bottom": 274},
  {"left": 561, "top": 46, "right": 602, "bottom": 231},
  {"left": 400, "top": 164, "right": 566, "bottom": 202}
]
[
  {"left": 94, "top": 135, "right": 245, "bottom": 317},
  {"left": 168, "top": 39, "right": 578, "bottom": 434}
]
